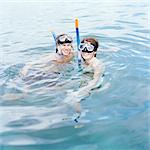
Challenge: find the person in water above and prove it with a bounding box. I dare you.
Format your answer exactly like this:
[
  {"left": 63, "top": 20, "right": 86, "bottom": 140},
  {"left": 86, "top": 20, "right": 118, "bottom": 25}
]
[
  {"left": 20, "top": 34, "right": 74, "bottom": 76},
  {"left": 74, "top": 37, "right": 104, "bottom": 97},
  {"left": 65, "top": 37, "right": 105, "bottom": 121}
]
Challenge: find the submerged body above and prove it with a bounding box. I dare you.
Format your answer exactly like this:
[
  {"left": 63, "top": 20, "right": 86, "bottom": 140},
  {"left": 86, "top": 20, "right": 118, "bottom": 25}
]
[
  {"left": 21, "top": 51, "right": 74, "bottom": 77},
  {"left": 18, "top": 34, "right": 75, "bottom": 96},
  {"left": 19, "top": 35, "right": 105, "bottom": 122},
  {"left": 67, "top": 37, "right": 105, "bottom": 98},
  {"left": 64, "top": 38, "right": 105, "bottom": 120}
]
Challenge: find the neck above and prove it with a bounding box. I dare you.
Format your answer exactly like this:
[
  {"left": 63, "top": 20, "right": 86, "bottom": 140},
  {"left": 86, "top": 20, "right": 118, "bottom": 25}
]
[
  {"left": 56, "top": 52, "right": 73, "bottom": 63},
  {"left": 84, "top": 57, "right": 95, "bottom": 65}
]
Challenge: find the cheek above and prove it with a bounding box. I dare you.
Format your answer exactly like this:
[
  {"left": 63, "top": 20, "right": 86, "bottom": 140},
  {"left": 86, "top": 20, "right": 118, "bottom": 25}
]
[
  {"left": 67, "top": 46, "right": 72, "bottom": 49},
  {"left": 58, "top": 45, "right": 63, "bottom": 50},
  {"left": 82, "top": 53, "right": 93, "bottom": 58},
  {"left": 67, "top": 47, "right": 73, "bottom": 52},
  {"left": 64, "top": 46, "right": 72, "bottom": 50},
  {"left": 82, "top": 53, "right": 88, "bottom": 57},
  {"left": 61, "top": 46, "right": 66, "bottom": 49}
]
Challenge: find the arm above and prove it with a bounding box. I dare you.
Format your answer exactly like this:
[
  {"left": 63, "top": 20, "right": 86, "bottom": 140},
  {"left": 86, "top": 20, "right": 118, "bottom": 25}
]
[
  {"left": 20, "top": 62, "right": 34, "bottom": 76},
  {"left": 77, "top": 60, "right": 104, "bottom": 97},
  {"left": 64, "top": 60, "right": 104, "bottom": 114},
  {"left": 20, "top": 54, "right": 55, "bottom": 76},
  {"left": 68, "top": 60, "right": 104, "bottom": 99}
]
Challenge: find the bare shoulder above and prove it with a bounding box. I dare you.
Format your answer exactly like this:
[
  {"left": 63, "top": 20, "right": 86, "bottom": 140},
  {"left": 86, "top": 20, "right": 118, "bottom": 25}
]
[
  {"left": 92, "top": 58, "right": 103, "bottom": 68},
  {"left": 90, "top": 58, "right": 105, "bottom": 75},
  {"left": 38, "top": 53, "right": 57, "bottom": 63}
]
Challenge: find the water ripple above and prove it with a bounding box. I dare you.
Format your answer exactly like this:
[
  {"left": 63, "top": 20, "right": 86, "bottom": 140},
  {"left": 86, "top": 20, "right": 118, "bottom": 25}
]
[{"left": 0, "top": 1, "right": 149, "bottom": 149}]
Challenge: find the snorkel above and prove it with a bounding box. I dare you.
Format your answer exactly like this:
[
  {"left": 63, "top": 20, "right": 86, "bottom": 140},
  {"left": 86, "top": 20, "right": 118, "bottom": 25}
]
[
  {"left": 75, "top": 18, "right": 81, "bottom": 68},
  {"left": 51, "top": 31, "right": 56, "bottom": 42},
  {"left": 50, "top": 31, "right": 62, "bottom": 55}
]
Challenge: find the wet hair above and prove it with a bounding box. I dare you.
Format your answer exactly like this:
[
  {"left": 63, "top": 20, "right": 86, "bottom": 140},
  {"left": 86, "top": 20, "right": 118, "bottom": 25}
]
[
  {"left": 55, "top": 34, "right": 72, "bottom": 53},
  {"left": 81, "top": 37, "right": 99, "bottom": 57}
]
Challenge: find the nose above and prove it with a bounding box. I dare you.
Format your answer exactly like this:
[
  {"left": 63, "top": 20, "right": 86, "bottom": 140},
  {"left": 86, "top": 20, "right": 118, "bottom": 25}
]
[
  {"left": 64, "top": 45, "right": 68, "bottom": 48},
  {"left": 83, "top": 47, "right": 88, "bottom": 51}
]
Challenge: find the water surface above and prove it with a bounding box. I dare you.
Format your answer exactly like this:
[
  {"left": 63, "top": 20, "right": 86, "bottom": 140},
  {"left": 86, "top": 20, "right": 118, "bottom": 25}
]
[{"left": 0, "top": 1, "right": 149, "bottom": 150}]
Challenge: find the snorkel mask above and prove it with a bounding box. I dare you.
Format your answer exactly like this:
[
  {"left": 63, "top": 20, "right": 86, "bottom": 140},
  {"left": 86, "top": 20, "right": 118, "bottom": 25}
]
[
  {"left": 79, "top": 42, "right": 95, "bottom": 53},
  {"left": 57, "top": 34, "right": 73, "bottom": 44}
]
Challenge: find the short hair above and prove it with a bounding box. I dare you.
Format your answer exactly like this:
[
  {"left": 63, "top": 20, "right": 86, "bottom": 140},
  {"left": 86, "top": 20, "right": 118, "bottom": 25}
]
[{"left": 81, "top": 37, "right": 99, "bottom": 52}]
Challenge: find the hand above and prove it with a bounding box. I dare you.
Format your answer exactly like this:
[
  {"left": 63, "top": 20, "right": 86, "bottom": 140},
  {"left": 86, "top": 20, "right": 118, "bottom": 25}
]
[
  {"left": 66, "top": 89, "right": 90, "bottom": 100},
  {"left": 76, "top": 88, "right": 90, "bottom": 98},
  {"left": 66, "top": 90, "right": 80, "bottom": 99},
  {"left": 64, "top": 90, "right": 80, "bottom": 106}
]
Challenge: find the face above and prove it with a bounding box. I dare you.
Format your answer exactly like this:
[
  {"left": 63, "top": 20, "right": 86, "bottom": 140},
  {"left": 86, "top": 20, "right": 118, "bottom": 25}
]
[
  {"left": 57, "top": 43, "right": 73, "bottom": 56},
  {"left": 80, "top": 42, "right": 96, "bottom": 60},
  {"left": 81, "top": 51, "right": 95, "bottom": 60}
]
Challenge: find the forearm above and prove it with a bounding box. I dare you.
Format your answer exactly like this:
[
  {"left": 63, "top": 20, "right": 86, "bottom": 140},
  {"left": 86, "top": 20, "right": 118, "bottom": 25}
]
[
  {"left": 80, "top": 79, "right": 97, "bottom": 91},
  {"left": 77, "top": 78, "right": 100, "bottom": 97},
  {"left": 77, "top": 67, "right": 104, "bottom": 97}
]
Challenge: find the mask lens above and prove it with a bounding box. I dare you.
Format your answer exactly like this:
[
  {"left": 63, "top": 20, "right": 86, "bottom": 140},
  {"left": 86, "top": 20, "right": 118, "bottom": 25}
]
[
  {"left": 87, "top": 44, "right": 94, "bottom": 51},
  {"left": 79, "top": 43, "right": 94, "bottom": 52},
  {"left": 59, "top": 35, "right": 72, "bottom": 43},
  {"left": 79, "top": 44, "right": 85, "bottom": 50},
  {"left": 67, "top": 36, "right": 72, "bottom": 42}
]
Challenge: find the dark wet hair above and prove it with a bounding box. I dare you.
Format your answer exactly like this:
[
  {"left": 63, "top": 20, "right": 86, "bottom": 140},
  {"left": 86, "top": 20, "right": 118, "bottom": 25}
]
[{"left": 81, "top": 37, "right": 99, "bottom": 57}]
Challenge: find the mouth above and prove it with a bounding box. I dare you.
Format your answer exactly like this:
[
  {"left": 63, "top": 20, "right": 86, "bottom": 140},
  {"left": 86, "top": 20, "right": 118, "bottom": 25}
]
[
  {"left": 81, "top": 53, "right": 92, "bottom": 59},
  {"left": 62, "top": 49, "right": 71, "bottom": 55}
]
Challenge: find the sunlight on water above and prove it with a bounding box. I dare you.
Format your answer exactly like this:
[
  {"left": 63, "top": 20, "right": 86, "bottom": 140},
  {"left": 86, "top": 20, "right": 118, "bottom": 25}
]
[{"left": 0, "top": 0, "right": 149, "bottom": 150}]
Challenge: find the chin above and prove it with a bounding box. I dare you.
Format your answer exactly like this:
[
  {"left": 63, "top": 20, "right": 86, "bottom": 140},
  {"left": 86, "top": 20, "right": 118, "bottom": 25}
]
[
  {"left": 63, "top": 52, "right": 70, "bottom": 56},
  {"left": 82, "top": 56, "right": 89, "bottom": 60}
]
